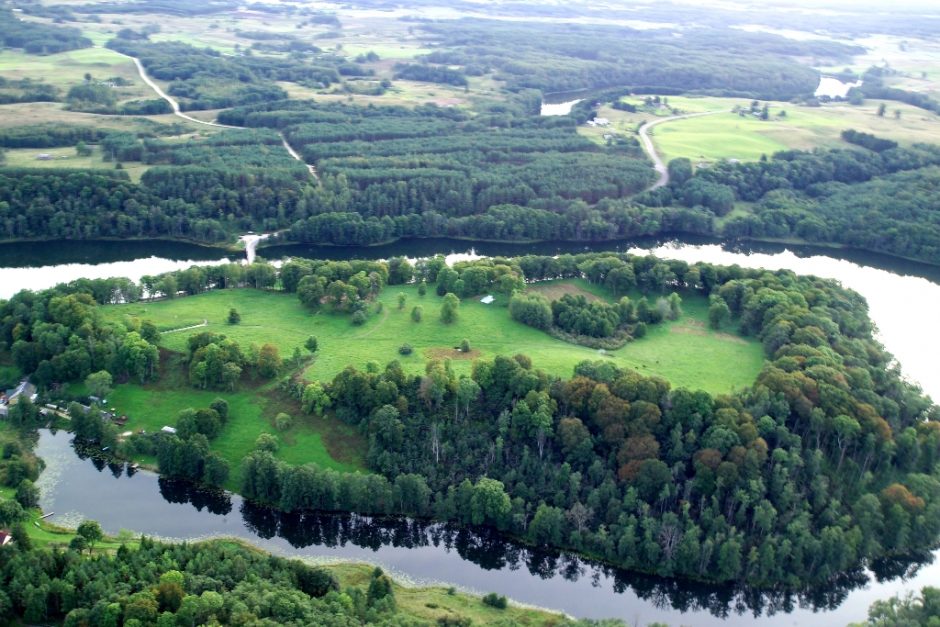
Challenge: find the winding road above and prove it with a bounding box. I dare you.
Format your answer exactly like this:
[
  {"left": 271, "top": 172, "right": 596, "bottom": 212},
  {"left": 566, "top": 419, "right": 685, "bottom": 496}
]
[
  {"left": 637, "top": 110, "right": 727, "bottom": 189},
  {"left": 117, "top": 49, "right": 318, "bottom": 180},
  {"left": 115, "top": 51, "right": 239, "bottom": 129}
]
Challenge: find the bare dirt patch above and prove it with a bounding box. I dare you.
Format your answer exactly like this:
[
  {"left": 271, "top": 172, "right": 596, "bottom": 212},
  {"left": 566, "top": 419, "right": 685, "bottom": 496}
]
[
  {"left": 424, "top": 347, "right": 482, "bottom": 361},
  {"left": 671, "top": 320, "right": 749, "bottom": 345}
]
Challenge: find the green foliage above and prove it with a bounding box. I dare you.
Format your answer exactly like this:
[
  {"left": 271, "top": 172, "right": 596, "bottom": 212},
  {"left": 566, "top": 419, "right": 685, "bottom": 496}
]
[
  {"left": 509, "top": 293, "right": 553, "bottom": 330},
  {"left": 667, "top": 158, "right": 693, "bottom": 186},
  {"left": 243, "top": 254, "right": 940, "bottom": 588},
  {"left": 0, "top": 8, "right": 91, "bottom": 54},
  {"left": 14, "top": 479, "right": 39, "bottom": 509},
  {"left": 304, "top": 335, "right": 319, "bottom": 353},
  {"left": 859, "top": 586, "right": 940, "bottom": 627},
  {"left": 227, "top": 308, "right": 241, "bottom": 324},
  {"left": 76, "top": 520, "right": 103, "bottom": 551},
  {"left": 417, "top": 19, "right": 846, "bottom": 98},
  {"left": 440, "top": 293, "right": 460, "bottom": 324},
  {"left": 85, "top": 370, "right": 113, "bottom": 400},
  {"left": 482, "top": 593, "right": 508, "bottom": 609},
  {"left": 66, "top": 82, "right": 117, "bottom": 112},
  {"left": 275, "top": 412, "right": 293, "bottom": 432},
  {"left": 694, "top": 142, "right": 940, "bottom": 264},
  {"left": 398, "top": 343, "right": 413, "bottom": 355},
  {"left": 411, "top": 305, "right": 423, "bottom": 323}
]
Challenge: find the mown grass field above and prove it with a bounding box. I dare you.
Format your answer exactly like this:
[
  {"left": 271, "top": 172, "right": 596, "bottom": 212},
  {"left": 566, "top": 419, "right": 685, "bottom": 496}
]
[
  {"left": 103, "top": 371, "right": 367, "bottom": 489},
  {"left": 107, "top": 281, "right": 764, "bottom": 395},
  {"left": 581, "top": 96, "right": 940, "bottom": 163}
]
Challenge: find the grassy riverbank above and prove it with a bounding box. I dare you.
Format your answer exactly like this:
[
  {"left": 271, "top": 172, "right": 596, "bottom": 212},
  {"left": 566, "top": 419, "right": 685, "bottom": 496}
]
[{"left": 0, "top": 486, "right": 571, "bottom": 625}]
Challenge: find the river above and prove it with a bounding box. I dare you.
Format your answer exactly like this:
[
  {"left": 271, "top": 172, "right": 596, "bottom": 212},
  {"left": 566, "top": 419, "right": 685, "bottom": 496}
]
[
  {"left": 0, "top": 239, "right": 237, "bottom": 298},
  {"left": 33, "top": 428, "right": 940, "bottom": 625},
  {"left": 8, "top": 236, "right": 940, "bottom": 622}
]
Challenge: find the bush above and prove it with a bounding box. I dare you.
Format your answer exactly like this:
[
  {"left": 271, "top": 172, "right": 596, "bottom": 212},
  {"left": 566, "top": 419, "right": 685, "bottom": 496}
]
[
  {"left": 411, "top": 306, "right": 423, "bottom": 322},
  {"left": 459, "top": 339, "right": 471, "bottom": 352},
  {"left": 274, "top": 413, "right": 292, "bottom": 431},
  {"left": 351, "top": 310, "right": 367, "bottom": 326},
  {"left": 255, "top": 433, "right": 279, "bottom": 453},
  {"left": 440, "top": 292, "right": 460, "bottom": 324},
  {"left": 228, "top": 308, "right": 241, "bottom": 324},
  {"left": 482, "top": 593, "right": 508, "bottom": 609},
  {"left": 398, "top": 344, "right": 413, "bottom": 355}
]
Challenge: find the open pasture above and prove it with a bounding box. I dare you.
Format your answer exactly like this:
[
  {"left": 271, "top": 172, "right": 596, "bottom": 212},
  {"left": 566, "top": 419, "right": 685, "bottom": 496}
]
[{"left": 107, "top": 281, "right": 764, "bottom": 395}]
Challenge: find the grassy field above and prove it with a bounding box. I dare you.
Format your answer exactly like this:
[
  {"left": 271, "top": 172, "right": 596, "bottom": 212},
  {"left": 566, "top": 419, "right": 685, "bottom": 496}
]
[
  {"left": 0, "top": 47, "right": 150, "bottom": 102},
  {"left": 106, "top": 281, "right": 764, "bottom": 395},
  {"left": 3, "top": 145, "right": 150, "bottom": 182},
  {"left": 103, "top": 370, "right": 367, "bottom": 489},
  {"left": 582, "top": 95, "right": 940, "bottom": 163}
]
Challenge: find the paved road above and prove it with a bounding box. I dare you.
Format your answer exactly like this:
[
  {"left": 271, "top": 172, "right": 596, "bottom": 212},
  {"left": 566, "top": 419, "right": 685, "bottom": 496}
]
[{"left": 638, "top": 110, "right": 727, "bottom": 190}]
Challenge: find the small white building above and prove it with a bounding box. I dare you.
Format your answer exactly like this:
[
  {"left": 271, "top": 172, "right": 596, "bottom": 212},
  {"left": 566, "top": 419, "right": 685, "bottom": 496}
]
[
  {"left": 161, "top": 426, "right": 177, "bottom": 435},
  {"left": 480, "top": 295, "right": 495, "bottom": 304}
]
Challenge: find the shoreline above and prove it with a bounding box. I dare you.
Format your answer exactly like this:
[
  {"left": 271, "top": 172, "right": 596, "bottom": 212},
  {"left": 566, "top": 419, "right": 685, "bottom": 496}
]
[{"left": 0, "top": 232, "right": 937, "bottom": 272}]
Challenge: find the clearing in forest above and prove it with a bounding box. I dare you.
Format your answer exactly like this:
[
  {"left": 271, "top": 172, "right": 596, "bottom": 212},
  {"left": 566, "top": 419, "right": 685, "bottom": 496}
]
[{"left": 106, "top": 280, "right": 764, "bottom": 395}]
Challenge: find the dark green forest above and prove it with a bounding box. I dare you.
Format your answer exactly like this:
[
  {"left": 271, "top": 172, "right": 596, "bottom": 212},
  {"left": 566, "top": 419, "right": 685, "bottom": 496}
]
[
  {"left": 3, "top": 252, "right": 938, "bottom": 588},
  {"left": 0, "top": 9, "right": 91, "bottom": 54},
  {"left": 0, "top": 533, "right": 610, "bottom": 626},
  {"left": 415, "top": 20, "right": 854, "bottom": 98},
  {"left": 653, "top": 142, "right": 940, "bottom": 264},
  {"left": 105, "top": 40, "right": 368, "bottom": 110}
]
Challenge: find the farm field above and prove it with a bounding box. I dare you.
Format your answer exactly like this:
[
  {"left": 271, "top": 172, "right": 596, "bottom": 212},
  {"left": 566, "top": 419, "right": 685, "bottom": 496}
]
[
  {"left": 582, "top": 95, "right": 940, "bottom": 163},
  {"left": 0, "top": 47, "right": 150, "bottom": 102},
  {"left": 106, "top": 281, "right": 765, "bottom": 395}
]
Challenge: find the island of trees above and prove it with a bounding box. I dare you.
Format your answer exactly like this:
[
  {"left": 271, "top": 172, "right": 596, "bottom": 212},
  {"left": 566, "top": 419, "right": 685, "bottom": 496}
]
[{"left": 1, "top": 252, "right": 937, "bottom": 591}]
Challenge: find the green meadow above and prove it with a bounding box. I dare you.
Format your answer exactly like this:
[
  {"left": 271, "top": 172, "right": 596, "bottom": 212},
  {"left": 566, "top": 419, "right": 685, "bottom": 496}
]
[
  {"left": 107, "top": 280, "right": 764, "bottom": 395},
  {"left": 102, "top": 373, "right": 367, "bottom": 489},
  {"left": 582, "top": 95, "right": 940, "bottom": 163},
  {"left": 100, "top": 280, "right": 765, "bottom": 482}
]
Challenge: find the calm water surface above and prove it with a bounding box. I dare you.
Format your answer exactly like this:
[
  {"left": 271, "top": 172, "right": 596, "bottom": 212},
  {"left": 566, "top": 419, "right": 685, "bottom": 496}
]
[
  {"left": 34, "top": 429, "right": 940, "bottom": 625},
  {"left": 0, "top": 240, "right": 236, "bottom": 297}
]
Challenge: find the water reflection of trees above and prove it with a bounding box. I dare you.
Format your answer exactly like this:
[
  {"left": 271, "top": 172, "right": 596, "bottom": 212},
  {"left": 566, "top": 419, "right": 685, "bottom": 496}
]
[
  {"left": 72, "top": 445, "right": 935, "bottom": 622},
  {"left": 157, "top": 478, "right": 233, "bottom": 516},
  {"left": 230, "top": 500, "right": 894, "bottom": 620}
]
